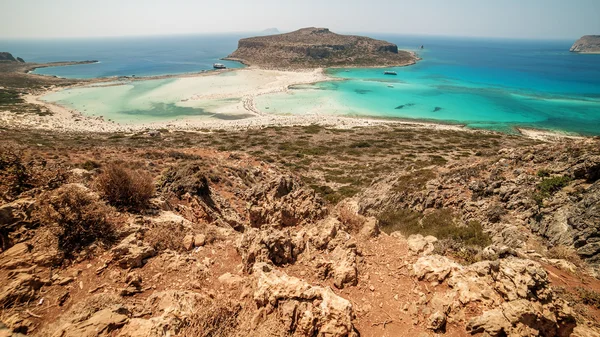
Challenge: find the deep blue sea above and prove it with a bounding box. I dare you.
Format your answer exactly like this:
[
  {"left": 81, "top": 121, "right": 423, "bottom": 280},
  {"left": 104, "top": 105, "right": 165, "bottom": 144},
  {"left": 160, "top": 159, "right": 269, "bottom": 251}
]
[
  {"left": 1, "top": 34, "right": 246, "bottom": 78},
  {"left": 2, "top": 33, "right": 599, "bottom": 135}
]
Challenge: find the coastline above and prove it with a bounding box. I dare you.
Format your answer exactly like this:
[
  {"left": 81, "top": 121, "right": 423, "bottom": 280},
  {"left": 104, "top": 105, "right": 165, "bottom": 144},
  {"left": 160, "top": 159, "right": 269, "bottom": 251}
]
[{"left": 0, "top": 64, "right": 587, "bottom": 141}]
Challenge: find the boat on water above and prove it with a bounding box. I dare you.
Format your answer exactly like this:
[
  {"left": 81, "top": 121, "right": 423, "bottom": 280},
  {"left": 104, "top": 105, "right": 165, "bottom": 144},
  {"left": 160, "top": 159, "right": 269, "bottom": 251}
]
[
  {"left": 384, "top": 71, "right": 397, "bottom": 75},
  {"left": 213, "top": 63, "right": 227, "bottom": 69}
]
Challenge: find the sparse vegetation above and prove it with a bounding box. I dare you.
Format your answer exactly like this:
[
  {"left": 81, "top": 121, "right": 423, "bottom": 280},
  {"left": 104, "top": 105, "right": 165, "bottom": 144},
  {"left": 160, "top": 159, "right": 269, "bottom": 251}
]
[
  {"left": 337, "top": 203, "right": 366, "bottom": 233},
  {"left": 145, "top": 221, "right": 187, "bottom": 251},
  {"left": 0, "top": 145, "right": 69, "bottom": 202},
  {"left": 181, "top": 298, "right": 241, "bottom": 337},
  {"left": 533, "top": 175, "right": 572, "bottom": 206},
  {"left": 392, "top": 169, "right": 437, "bottom": 194},
  {"left": 36, "top": 185, "right": 115, "bottom": 258},
  {"left": 160, "top": 162, "right": 214, "bottom": 197},
  {"left": 96, "top": 163, "right": 154, "bottom": 210},
  {"left": 547, "top": 245, "right": 583, "bottom": 267},
  {"left": 81, "top": 160, "right": 101, "bottom": 171},
  {"left": 378, "top": 208, "right": 491, "bottom": 248},
  {"left": 577, "top": 287, "right": 600, "bottom": 309}
]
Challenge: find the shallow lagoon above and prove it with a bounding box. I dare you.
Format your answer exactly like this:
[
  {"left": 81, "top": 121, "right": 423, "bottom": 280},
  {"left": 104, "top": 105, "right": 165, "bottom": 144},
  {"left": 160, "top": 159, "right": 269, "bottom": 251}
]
[{"left": 37, "top": 35, "right": 600, "bottom": 135}]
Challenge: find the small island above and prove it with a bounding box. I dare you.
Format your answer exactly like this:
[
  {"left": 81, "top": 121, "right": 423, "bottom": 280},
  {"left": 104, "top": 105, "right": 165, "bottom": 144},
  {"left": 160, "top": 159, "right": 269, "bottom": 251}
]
[
  {"left": 225, "top": 27, "right": 417, "bottom": 69},
  {"left": 570, "top": 35, "right": 600, "bottom": 54}
]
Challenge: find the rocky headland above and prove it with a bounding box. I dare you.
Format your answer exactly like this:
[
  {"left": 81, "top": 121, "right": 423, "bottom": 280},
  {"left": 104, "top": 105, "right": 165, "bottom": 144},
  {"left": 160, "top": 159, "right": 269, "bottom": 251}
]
[
  {"left": 570, "top": 35, "right": 600, "bottom": 54},
  {"left": 0, "top": 52, "right": 25, "bottom": 63},
  {"left": 225, "top": 27, "right": 417, "bottom": 69}
]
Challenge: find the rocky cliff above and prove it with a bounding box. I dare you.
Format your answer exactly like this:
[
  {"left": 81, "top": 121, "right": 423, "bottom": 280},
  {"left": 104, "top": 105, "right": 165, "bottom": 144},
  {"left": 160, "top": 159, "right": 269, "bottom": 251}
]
[
  {"left": 0, "top": 52, "right": 24, "bottom": 63},
  {"left": 570, "top": 35, "right": 600, "bottom": 54},
  {"left": 225, "top": 27, "right": 417, "bottom": 69}
]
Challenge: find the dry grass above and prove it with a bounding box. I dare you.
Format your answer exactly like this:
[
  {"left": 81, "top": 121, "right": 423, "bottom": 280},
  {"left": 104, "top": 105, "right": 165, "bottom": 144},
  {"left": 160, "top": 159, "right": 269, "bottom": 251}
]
[
  {"left": 181, "top": 298, "right": 242, "bottom": 337},
  {"left": 35, "top": 185, "right": 116, "bottom": 259},
  {"left": 96, "top": 163, "right": 154, "bottom": 211},
  {"left": 547, "top": 245, "right": 584, "bottom": 267},
  {"left": 0, "top": 144, "right": 69, "bottom": 202},
  {"left": 337, "top": 203, "right": 366, "bottom": 234},
  {"left": 144, "top": 221, "right": 187, "bottom": 252}
]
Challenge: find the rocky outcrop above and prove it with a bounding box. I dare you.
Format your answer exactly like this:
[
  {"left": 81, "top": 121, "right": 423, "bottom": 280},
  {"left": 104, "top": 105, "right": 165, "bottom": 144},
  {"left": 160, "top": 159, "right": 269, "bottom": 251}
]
[
  {"left": 412, "top": 254, "right": 576, "bottom": 336},
  {"left": 226, "top": 27, "right": 417, "bottom": 69},
  {"left": 568, "top": 181, "right": 600, "bottom": 263},
  {"left": 111, "top": 234, "right": 156, "bottom": 269},
  {"left": 0, "top": 53, "right": 23, "bottom": 63},
  {"left": 247, "top": 176, "right": 327, "bottom": 228},
  {"left": 570, "top": 35, "right": 600, "bottom": 54},
  {"left": 252, "top": 262, "right": 358, "bottom": 336},
  {"left": 359, "top": 139, "right": 600, "bottom": 271}
]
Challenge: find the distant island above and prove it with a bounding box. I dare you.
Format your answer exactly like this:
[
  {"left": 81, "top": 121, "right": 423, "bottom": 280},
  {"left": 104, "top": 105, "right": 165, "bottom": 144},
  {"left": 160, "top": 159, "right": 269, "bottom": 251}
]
[
  {"left": 570, "top": 35, "right": 600, "bottom": 54},
  {"left": 0, "top": 52, "right": 25, "bottom": 63},
  {"left": 225, "top": 27, "right": 417, "bottom": 69},
  {"left": 260, "top": 28, "right": 280, "bottom": 35}
]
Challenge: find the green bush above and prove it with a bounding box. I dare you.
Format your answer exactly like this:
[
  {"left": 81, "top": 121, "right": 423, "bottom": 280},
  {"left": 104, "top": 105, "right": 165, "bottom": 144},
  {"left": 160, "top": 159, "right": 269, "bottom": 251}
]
[{"left": 533, "top": 175, "right": 572, "bottom": 206}]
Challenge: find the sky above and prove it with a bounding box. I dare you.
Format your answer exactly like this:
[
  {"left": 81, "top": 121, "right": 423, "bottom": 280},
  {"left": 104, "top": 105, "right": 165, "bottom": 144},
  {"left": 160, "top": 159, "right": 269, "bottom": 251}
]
[{"left": 1, "top": 0, "right": 599, "bottom": 39}]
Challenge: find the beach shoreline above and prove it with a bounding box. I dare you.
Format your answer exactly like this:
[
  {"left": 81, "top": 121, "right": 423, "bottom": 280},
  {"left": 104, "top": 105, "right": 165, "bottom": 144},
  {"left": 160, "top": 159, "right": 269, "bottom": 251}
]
[{"left": 0, "top": 66, "right": 585, "bottom": 141}]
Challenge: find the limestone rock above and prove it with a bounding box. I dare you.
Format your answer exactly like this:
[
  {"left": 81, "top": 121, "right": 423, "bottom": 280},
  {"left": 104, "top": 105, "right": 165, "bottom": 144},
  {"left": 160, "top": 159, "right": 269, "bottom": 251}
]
[
  {"left": 253, "top": 263, "right": 357, "bottom": 337},
  {"left": 407, "top": 234, "right": 438, "bottom": 255},
  {"left": 193, "top": 234, "right": 206, "bottom": 247},
  {"left": 427, "top": 311, "right": 447, "bottom": 332},
  {"left": 359, "top": 217, "right": 380, "bottom": 238},
  {"left": 331, "top": 245, "right": 358, "bottom": 289},
  {"left": 0, "top": 273, "right": 46, "bottom": 308},
  {"left": 51, "top": 307, "right": 129, "bottom": 337},
  {"left": 237, "top": 228, "right": 304, "bottom": 272},
  {"left": 111, "top": 234, "right": 156, "bottom": 269},
  {"left": 182, "top": 235, "right": 194, "bottom": 251},
  {"left": 247, "top": 176, "right": 327, "bottom": 228},
  {"left": 413, "top": 255, "right": 460, "bottom": 283}
]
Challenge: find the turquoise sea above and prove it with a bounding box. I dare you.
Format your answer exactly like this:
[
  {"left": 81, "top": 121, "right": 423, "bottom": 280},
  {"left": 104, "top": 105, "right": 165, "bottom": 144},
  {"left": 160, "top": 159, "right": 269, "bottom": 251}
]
[
  {"left": 258, "top": 35, "right": 600, "bottom": 135},
  {"left": 2, "top": 34, "right": 599, "bottom": 135}
]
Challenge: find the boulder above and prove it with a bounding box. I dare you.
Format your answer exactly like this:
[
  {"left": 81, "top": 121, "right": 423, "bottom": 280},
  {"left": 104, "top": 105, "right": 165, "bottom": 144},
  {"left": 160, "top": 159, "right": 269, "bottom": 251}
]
[
  {"left": 413, "top": 255, "right": 460, "bottom": 283},
  {"left": 359, "top": 217, "right": 380, "bottom": 238},
  {"left": 182, "top": 235, "right": 194, "bottom": 251},
  {"left": 407, "top": 234, "right": 438, "bottom": 255},
  {"left": 330, "top": 245, "right": 358, "bottom": 289},
  {"left": 427, "top": 311, "right": 447, "bottom": 332},
  {"left": 193, "top": 234, "right": 206, "bottom": 247}
]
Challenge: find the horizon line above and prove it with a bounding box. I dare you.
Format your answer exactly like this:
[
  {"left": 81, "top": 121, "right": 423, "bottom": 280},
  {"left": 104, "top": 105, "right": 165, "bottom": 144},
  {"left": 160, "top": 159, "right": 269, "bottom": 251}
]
[{"left": 0, "top": 29, "right": 582, "bottom": 42}]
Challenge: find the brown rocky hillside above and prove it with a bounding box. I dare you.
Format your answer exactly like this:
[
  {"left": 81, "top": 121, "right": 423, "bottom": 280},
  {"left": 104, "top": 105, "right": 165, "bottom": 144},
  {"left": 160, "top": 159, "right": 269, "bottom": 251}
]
[
  {"left": 225, "top": 27, "right": 417, "bottom": 69},
  {"left": 1, "top": 128, "right": 600, "bottom": 336}
]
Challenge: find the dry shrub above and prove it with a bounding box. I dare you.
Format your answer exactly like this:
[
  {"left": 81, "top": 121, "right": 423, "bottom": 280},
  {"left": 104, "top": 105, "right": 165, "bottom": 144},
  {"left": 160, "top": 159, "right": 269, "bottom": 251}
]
[
  {"left": 548, "top": 245, "right": 584, "bottom": 267},
  {"left": 337, "top": 203, "right": 365, "bottom": 233},
  {"left": 433, "top": 238, "right": 484, "bottom": 265},
  {"left": 96, "top": 163, "right": 154, "bottom": 210},
  {"left": 0, "top": 145, "right": 69, "bottom": 202},
  {"left": 35, "top": 185, "right": 116, "bottom": 258},
  {"left": 159, "top": 162, "right": 214, "bottom": 197},
  {"left": 181, "top": 298, "right": 241, "bottom": 337},
  {"left": 144, "top": 221, "right": 187, "bottom": 251}
]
